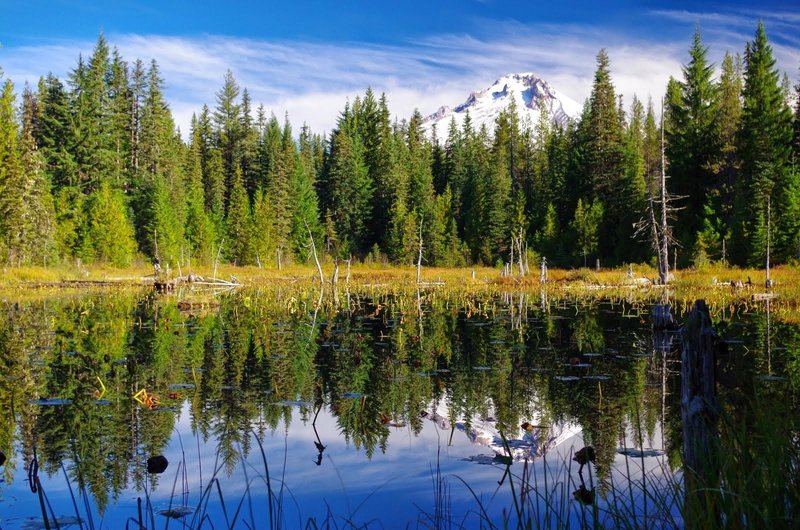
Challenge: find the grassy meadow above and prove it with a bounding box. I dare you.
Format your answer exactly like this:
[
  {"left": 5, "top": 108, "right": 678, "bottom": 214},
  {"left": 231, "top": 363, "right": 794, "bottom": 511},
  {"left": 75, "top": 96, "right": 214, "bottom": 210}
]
[{"left": 3, "top": 260, "right": 798, "bottom": 321}]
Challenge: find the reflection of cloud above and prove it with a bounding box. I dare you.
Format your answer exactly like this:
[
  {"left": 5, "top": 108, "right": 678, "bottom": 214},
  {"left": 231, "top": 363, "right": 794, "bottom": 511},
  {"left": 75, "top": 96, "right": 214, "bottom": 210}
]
[{"left": 1, "top": 14, "right": 797, "bottom": 138}]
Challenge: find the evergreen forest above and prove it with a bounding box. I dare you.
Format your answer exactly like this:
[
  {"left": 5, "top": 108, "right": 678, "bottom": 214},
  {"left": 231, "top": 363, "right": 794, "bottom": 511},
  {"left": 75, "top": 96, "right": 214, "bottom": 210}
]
[{"left": 1, "top": 23, "right": 799, "bottom": 271}]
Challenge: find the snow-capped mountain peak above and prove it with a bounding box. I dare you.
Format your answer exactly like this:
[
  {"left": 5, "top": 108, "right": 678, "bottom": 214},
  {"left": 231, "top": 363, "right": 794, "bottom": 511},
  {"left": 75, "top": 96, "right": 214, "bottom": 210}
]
[{"left": 423, "top": 73, "right": 581, "bottom": 137}]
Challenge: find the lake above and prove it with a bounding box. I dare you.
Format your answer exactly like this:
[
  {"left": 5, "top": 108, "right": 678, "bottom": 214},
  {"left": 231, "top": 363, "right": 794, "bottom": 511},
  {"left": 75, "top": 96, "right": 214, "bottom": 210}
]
[{"left": 0, "top": 286, "right": 797, "bottom": 528}]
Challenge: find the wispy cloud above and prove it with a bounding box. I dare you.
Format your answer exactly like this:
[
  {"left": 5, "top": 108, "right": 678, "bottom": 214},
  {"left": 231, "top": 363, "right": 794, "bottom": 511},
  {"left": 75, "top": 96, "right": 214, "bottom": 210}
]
[{"left": 1, "top": 13, "right": 797, "bottom": 138}]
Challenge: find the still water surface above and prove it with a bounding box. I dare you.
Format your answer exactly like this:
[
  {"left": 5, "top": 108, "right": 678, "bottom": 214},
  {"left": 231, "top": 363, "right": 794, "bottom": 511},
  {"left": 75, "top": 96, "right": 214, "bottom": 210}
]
[{"left": 0, "top": 287, "right": 796, "bottom": 528}]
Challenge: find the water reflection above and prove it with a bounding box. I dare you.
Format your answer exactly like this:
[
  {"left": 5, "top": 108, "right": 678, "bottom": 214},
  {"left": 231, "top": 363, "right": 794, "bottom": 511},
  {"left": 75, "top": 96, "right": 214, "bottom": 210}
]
[{"left": 0, "top": 288, "right": 797, "bottom": 527}]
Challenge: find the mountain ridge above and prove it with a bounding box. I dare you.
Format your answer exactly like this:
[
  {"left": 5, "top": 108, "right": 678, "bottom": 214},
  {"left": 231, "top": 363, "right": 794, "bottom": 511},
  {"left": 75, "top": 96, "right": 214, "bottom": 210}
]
[{"left": 422, "top": 73, "right": 582, "bottom": 136}]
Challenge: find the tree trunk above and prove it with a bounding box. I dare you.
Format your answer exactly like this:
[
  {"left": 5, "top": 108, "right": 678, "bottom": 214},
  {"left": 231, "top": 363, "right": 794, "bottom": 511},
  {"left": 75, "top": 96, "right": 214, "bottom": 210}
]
[{"left": 681, "top": 300, "right": 720, "bottom": 527}]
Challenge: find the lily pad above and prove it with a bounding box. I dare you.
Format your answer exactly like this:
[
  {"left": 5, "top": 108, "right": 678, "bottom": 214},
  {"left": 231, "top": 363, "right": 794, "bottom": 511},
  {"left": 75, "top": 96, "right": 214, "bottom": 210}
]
[
  {"left": 29, "top": 398, "right": 72, "bottom": 406},
  {"left": 273, "top": 400, "right": 312, "bottom": 407},
  {"left": 168, "top": 383, "right": 195, "bottom": 390}
]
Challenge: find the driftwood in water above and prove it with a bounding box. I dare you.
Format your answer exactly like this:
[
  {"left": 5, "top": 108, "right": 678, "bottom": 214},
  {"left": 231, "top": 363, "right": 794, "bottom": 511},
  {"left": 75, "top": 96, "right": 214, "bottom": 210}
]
[
  {"left": 681, "top": 300, "right": 721, "bottom": 526},
  {"left": 154, "top": 274, "right": 240, "bottom": 292}
]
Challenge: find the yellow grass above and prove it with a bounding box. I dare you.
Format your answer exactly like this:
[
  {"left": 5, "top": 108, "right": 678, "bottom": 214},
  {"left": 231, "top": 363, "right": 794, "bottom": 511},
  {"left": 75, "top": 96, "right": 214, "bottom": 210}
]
[{"left": 2, "top": 261, "right": 799, "bottom": 321}]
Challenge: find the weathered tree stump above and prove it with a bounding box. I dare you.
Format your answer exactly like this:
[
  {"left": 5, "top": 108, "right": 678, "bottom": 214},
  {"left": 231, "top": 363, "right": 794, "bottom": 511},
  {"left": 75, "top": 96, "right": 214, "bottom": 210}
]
[{"left": 681, "top": 300, "right": 721, "bottom": 527}]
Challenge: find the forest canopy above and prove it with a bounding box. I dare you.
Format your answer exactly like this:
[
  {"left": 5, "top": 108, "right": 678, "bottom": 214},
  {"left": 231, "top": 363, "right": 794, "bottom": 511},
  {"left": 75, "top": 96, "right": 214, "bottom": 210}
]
[{"left": 0, "top": 23, "right": 798, "bottom": 270}]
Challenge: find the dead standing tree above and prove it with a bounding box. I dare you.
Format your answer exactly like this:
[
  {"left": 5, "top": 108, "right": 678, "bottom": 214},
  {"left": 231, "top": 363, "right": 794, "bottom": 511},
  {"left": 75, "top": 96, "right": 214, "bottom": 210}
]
[{"left": 634, "top": 98, "right": 682, "bottom": 285}]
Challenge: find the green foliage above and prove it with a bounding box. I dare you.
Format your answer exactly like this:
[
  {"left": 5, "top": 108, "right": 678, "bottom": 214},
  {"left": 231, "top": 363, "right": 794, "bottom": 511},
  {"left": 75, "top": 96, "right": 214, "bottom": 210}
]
[
  {"left": 0, "top": 28, "right": 798, "bottom": 271},
  {"left": 666, "top": 29, "right": 720, "bottom": 259},
  {"left": 325, "top": 128, "right": 372, "bottom": 256},
  {"left": 571, "top": 198, "right": 604, "bottom": 267},
  {"left": 581, "top": 50, "right": 628, "bottom": 264},
  {"left": 82, "top": 181, "right": 137, "bottom": 266},
  {"left": 226, "top": 167, "right": 252, "bottom": 264},
  {"left": 733, "top": 22, "right": 795, "bottom": 266}
]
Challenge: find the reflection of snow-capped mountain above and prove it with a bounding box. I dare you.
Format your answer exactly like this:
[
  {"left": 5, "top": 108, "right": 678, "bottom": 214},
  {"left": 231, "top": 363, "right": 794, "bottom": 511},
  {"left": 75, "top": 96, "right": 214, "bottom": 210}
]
[
  {"left": 422, "top": 401, "right": 582, "bottom": 462},
  {"left": 422, "top": 73, "right": 582, "bottom": 137}
]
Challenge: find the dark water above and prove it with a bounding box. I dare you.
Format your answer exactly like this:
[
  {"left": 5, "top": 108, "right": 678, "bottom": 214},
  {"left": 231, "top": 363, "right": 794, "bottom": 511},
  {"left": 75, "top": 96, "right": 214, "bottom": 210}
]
[{"left": 0, "top": 288, "right": 797, "bottom": 528}]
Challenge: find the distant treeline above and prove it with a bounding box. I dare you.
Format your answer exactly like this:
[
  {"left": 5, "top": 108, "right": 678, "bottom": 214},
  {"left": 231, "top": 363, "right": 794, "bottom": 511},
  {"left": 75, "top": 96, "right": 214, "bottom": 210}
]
[{"left": 0, "top": 22, "right": 797, "bottom": 269}]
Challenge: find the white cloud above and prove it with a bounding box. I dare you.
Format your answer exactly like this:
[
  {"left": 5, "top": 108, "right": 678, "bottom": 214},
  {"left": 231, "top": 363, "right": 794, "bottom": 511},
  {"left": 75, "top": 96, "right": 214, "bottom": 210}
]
[{"left": 1, "top": 13, "right": 797, "bottom": 139}]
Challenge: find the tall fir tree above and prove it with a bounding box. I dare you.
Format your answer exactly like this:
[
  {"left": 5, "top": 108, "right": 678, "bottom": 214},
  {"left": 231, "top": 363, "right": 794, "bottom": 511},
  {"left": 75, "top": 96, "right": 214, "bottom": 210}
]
[
  {"left": 184, "top": 123, "right": 216, "bottom": 264},
  {"left": 666, "top": 29, "right": 719, "bottom": 262},
  {"left": 214, "top": 70, "right": 243, "bottom": 206},
  {"left": 733, "top": 22, "right": 795, "bottom": 265},
  {"left": 70, "top": 35, "right": 116, "bottom": 190},
  {"left": 225, "top": 167, "right": 252, "bottom": 264},
  {"left": 582, "top": 50, "right": 626, "bottom": 264},
  {"left": 325, "top": 126, "right": 372, "bottom": 257},
  {"left": 20, "top": 87, "right": 57, "bottom": 265},
  {"left": 82, "top": 181, "right": 137, "bottom": 266},
  {"left": 0, "top": 80, "right": 26, "bottom": 263},
  {"left": 290, "top": 144, "right": 322, "bottom": 261},
  {"left": 36, "top": 74, "right": 77, "bottom": 189}
]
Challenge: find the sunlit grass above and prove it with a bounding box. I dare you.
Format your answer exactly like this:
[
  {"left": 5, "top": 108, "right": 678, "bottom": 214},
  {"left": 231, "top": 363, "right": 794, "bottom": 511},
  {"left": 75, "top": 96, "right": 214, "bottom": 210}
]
[{"left": 4, "top": 261, "right": 800, "bottom": 322}]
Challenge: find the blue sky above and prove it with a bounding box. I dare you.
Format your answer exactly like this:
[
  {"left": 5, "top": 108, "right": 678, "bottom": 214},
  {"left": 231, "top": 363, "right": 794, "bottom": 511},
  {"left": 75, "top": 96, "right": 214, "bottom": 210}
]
[{"left": 1, "top": 1, "right": 799, "bottom": 135}]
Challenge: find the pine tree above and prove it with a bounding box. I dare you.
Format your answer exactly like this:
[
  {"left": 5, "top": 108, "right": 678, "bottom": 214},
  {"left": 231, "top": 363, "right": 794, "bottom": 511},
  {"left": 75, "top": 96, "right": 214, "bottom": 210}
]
[
  {"left": 290, "top": 149, "right": 322, "bottom": 261},
  {"left": 70, "top": 35, "right": 116, "bottom": 190},
  {"left": 184, "top": 127, "right": 215, "bottom": 263},
  {"left": 269, "top": 117, "right": 295, "bottom": 258},
  {"left": 733, "top": 22, "right": 795, "bottom": 265},
  {"left": 794, "top": 67, "right": 800, "bottom": 163},
  {"left": 582, "top": 50, "right": 626, "bottom": 263},
  {"left": 146, "top": 174, "right": 184, "bottom": 266},
  {"left": 134, "top": 60, "right": 186, "bottom": 261},
  {"left": 571, "top": 198, "right": 604, "bottom": 267},
  {"left": 240, "top": 88, "right": 260, "bottom": 197},
  {"left": 226, "top": 167, "right": 252, "bottom": 264},
  {"left": 82, "top": 181, "right": 137, "bottom": 266},
  {"left": 214, "top": 70, "right": 243, "bottom": 203},
  {"left": 535, "top": 203, "right": 562, "bottom": 265},
  {"left": 462, "top": 122, "right": 492, "bottom": 263},
  {"left": 621, "top": 96, "right": 648, "bottom": 262},
  {"left": 36, "top": 74, "right": 77, "bottom": 188},
  {"left": 666, "top": 29, "right": 719, "bottom": 260},
  {"left": 251, "top": 187, "right": 277, "bottom": 267},
  {"left": 108, "top": 48, "right": 132, "bottom": 190},
  {"left": 20, "top": 88, "right": 57, "bottom": 265},
  {"left": 699, "top": 52, "right": 743, "bottom": 262},
  {"left": 0, "top": 80, "right": 26, "bottom": 263},
  {"left": 325, "top": 128, "right": 372, "bottom": 256}
]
